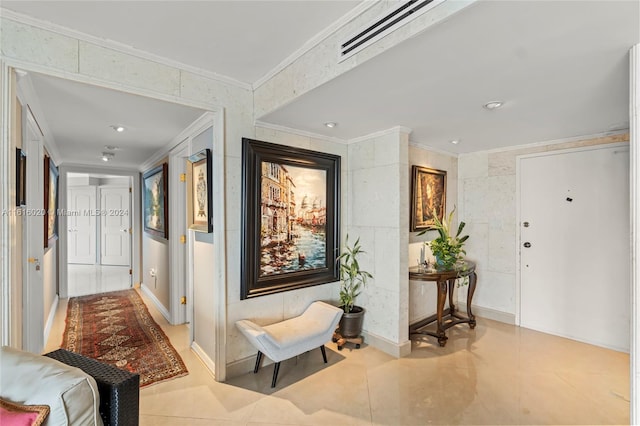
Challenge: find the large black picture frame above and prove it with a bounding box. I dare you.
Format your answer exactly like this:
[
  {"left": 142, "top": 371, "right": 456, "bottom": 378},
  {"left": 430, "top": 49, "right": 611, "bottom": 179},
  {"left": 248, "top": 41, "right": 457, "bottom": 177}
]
[{"left": 241, "top": 138, "right": 341, "bottom": 299}]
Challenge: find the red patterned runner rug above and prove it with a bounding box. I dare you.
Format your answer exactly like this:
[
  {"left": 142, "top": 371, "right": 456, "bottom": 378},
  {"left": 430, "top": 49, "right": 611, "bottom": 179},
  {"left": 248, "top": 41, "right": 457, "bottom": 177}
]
[{"left": 62, "top": 289, "right": 188, "bottom": 387}]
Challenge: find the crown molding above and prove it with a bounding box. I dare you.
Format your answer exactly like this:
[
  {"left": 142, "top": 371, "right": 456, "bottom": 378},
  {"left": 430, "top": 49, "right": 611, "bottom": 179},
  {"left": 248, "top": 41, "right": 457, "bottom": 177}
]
[
  {"left": 252, "top": 0, "right": 378, "bottom": 90},
  {"left": 408, "top": 141, "right": 459, "bottom": 158},
  {"left": 457, "top": 129, "right": 630, "bottom": 157},
  {"left": 347, "top": 126, "right": 413, "bottom": 144},
  {"left": 255, "top": 120, "right": 348, "bottom": 145},
  {"left": 59, "top": 162, "right": 140, "bottom": 174},
  {"left": 139, "top": 111, "right": 218, "bottom": 172},
  {"left": 1, "top": 8, "right": 253, "bottom": 91}
]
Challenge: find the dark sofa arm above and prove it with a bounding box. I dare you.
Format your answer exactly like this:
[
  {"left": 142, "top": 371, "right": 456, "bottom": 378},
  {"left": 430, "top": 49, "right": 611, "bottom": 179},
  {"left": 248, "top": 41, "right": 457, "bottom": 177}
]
[{"left": 44, "top": 349, "right": 139, "bottom": 426}]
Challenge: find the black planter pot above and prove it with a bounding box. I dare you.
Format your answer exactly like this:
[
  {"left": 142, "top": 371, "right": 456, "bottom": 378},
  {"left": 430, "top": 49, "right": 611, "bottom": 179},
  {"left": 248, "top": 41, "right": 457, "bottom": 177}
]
[{"left": 339, "top": 306, "right": 365, "bottom": 338}]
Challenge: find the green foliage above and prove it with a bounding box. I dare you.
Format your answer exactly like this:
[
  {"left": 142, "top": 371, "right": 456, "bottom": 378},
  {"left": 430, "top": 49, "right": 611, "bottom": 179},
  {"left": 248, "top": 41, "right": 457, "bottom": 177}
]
[
  {"left": 337, "top": 235, "right": 373, "bottom": 313},
  {"left": 419, "top": 207, "right": 469, "bottom": 270}
]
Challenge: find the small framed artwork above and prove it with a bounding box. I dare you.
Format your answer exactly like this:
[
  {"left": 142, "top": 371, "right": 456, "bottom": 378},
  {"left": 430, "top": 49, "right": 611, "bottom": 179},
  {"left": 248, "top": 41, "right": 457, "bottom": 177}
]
[
  {"left": 187, "top": 148, "right": 212, "bottom": 233},
  {"left": 44, "top": 155, "right": 59, "bottom": 249},
  {"left": 16, "top": 148, "right": 26, "bottom": 207},
  {"left": 143, "top": 163, "right": 169, "bottom": 239},
  {"left": 241, "top": 138, "right": 341, "bottom": 299},
  {"left": 410, "top": 165, "right": 446, "bottom": 232}
]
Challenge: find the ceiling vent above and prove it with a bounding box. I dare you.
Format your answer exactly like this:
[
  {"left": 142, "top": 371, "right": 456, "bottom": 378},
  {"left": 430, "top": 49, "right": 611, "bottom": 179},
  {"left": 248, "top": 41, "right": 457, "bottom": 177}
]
[{"left": 339, "top": 0, "right": 445, "bottom": 62}]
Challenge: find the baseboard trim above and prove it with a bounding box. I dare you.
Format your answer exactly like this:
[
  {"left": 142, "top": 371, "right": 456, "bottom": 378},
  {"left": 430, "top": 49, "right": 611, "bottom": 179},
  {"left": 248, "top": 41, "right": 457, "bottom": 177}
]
[
  {"left": 458, "top": 302, "right": 515, "bottom": 325},
  {"left": 226, "top": 354, "right": 259, "bottom": 379},
  {"left": 140, "top": 284, "right": 171, "bottom": 323},
  {"left": 43, "top": 294, "right": 59, "bottom": 346},
  {"left": 191, "top": 341, "right": 217, "bottom": 380},
  {"left": 362, "top": 331, "right": 412, "bottom": 358}
]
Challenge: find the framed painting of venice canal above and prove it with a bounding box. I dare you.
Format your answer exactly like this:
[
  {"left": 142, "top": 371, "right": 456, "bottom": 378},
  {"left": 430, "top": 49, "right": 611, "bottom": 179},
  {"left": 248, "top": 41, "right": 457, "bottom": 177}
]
[{"left": 241, "top": 138, "right": 340, "bottom": 299}]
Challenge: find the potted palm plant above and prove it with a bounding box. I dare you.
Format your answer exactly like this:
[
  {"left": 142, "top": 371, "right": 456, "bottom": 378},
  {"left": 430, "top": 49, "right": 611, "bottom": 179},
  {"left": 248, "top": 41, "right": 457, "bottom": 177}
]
[{"left": 337, "top": 236, "right": 373, "bottom": 338}]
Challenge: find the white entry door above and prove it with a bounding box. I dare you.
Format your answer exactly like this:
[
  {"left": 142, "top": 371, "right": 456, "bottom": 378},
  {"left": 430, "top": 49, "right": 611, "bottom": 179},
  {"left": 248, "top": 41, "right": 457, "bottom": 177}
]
[
  {"left": 519, "top": 144, "right": 630, "bottom": 351},
  {"left": 68, "top": 187, "right": 96, "bottom": 264},
  {"left": 100, "top": 187, "right": 131, "bottom": 266}
]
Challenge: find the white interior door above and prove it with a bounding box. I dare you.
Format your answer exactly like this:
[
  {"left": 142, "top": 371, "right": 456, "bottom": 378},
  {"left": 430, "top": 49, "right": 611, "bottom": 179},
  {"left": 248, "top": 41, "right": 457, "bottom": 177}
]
[
  {"left": 519, "top": 144, "right": 630, "bottom": 351},
  {"left": 67, "top": 186, "right": 96, "bottom": 264},
  {"left": 100, "top": 187, "right": 131, "bottom": 266},
  {"left": 23, "top": 110, "right": 44, "bottom": 354}
]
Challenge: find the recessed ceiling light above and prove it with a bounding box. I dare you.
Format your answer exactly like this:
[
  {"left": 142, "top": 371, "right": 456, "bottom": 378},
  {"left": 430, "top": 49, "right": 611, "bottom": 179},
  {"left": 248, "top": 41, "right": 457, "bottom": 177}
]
[
  {"left": 450, "top": 139, "right": 460, "bottom": 145},
  {"left": 483, "top": 101, "right": 504, "bottom": 110},
  {"left": 111, "top": 125, "right": 125, "bottom": 132},
  {"left": 101, "top": 152, "right": 115, "bottom": 162},
  {"left": 324, "top": 122, "right": 337, "bottom": 128}
]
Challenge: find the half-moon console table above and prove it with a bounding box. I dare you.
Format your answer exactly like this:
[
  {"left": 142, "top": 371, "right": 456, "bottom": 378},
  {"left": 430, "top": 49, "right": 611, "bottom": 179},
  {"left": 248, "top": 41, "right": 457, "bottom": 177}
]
[{"left": 409, "top": 260, "right": 477, "bottom": 347}]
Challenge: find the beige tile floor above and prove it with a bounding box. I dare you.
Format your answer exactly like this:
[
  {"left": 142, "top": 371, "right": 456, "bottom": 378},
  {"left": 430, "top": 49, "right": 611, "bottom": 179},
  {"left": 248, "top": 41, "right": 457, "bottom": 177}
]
[
  {"left": 67, "top": 264, "right": 131, "bottom": 297},
  {"left": 46, "top": 291, "right": 630, "bottom": 425}
]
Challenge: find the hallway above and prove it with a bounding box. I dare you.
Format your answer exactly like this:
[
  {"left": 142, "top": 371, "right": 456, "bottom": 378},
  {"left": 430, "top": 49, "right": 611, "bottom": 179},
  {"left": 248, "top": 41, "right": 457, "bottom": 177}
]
[{"left": 45, "top": 291, "right": 629, "bottom": 425}]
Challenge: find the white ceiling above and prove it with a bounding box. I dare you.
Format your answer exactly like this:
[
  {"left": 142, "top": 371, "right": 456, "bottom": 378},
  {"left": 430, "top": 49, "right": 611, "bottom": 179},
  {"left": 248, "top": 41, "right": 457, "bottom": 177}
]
[
  {"left": 2, "top": 0, "right": 639, "bottom": 162},
  {"left": 27, "top": 72, "right": 205, "bottom": 168},
  {"left": 2, "top": 0, "right": 361, "bottom": 84},
  {"left": 261, "top": 0, "right": 639, "bottom": 153}
]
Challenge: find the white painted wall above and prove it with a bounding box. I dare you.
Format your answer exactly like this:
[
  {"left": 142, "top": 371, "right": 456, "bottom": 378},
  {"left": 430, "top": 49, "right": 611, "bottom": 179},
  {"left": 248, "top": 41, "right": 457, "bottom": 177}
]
[
  {"left": 407, "top": 145, "right": 458, "bottom": 324},
  {"left": 347, "top": 127, "right": 410, "bottom": 357},
  {"left": 457, "top": 133, "right": 629, "bottom": 321},
  {"left": 42, "top": 244, "right": 57, "bottom": 333},
  {"left": 142, "top": 231, "right": 170, "bottom": 314},
  {"left": 190, "top": 127, "right": 215, "bottom": 357}
]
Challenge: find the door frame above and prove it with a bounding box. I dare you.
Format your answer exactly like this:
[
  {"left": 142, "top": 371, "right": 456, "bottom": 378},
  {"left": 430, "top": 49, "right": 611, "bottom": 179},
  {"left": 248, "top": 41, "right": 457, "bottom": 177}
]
[
  {"left": 630, "top": 43, "right": 639, "bottom": 423},
  {"left": 2, "top": 56, "right": 223, "bottom": 380},
  {"left": 515, "top": 142, "right": 631, "bottom": 327},
  {"left": 59, "top": 165, "right": 140, "bottom": 298},
  {"left": 22, "top": 105, "right": 45, "bottom": 353},
  {"left": 166, "top": 112, "right": 227, "bottom": 381},
  {"left": 169, "top": 139, "right": 189, "bottom": 325}
]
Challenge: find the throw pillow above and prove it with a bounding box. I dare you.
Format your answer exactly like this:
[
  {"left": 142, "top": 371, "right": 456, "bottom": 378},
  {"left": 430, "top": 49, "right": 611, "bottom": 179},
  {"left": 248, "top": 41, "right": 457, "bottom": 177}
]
[{"left": 0, "top": 398, "right": 49, "bottom": 426}]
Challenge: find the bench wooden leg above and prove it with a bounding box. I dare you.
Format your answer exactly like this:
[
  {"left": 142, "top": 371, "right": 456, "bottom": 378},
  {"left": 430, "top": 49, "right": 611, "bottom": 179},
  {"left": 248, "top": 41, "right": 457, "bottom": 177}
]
[
  {"left": 271, "top": 362, "right": 281, "bottom": 388},
  {"left": 254, "top": 351, "right": 263, "bottom": 374},
  {"left": 320, "top": 345, "right": 327, "bottom": 363}
]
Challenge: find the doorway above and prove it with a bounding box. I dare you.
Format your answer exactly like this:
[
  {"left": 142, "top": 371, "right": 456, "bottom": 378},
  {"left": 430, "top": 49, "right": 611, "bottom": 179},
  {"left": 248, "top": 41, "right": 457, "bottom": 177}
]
[
  {"left": 518, "top": 143, "right": 630, "bottom": 351},
  {"left": 66, "top": 173, "right": 132, "bottom": 297}
]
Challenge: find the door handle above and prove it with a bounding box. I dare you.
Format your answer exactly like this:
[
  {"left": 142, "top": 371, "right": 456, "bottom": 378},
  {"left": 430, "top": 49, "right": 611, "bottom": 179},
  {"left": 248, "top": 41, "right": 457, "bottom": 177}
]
[
  {"left": 28, "top": 257, "right": 41, "bottom": 271},
  {"left": 523, "top": 242, "right": 531, "bottom": 248}
]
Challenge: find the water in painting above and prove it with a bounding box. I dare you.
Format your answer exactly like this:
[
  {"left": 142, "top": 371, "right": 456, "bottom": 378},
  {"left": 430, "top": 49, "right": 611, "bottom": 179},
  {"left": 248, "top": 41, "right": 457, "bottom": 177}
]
[{"left": 260, "top": 162, "right": 327, "bottom": 276}]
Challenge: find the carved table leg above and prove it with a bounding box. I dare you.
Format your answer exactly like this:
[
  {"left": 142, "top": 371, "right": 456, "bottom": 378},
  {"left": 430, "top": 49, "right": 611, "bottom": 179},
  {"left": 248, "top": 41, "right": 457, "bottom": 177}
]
[
  {"left": 467, "top": 271, "right": 477, "bottom": 329},
  {"left": 448, "top": 279, "right": 456, "bottom": 314},
  {"left": 437, "top": 280, "right": 448, "bottom": 346}
]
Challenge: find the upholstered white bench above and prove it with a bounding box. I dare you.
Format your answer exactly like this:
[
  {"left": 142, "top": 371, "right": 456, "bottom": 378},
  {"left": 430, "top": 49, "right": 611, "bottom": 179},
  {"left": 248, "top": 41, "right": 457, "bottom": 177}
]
[{"left": 236, "top": 301, "right": 343, "bottom": 387}]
